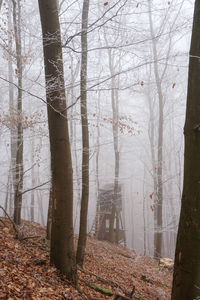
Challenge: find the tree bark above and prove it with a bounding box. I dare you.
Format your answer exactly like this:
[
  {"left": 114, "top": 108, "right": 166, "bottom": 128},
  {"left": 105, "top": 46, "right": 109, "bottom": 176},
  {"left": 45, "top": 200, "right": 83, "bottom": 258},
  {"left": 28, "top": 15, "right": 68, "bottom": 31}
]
[
  {"left": 46, "top": 187, "right": 52, "bottom": 240},
  {"left": 148, "top": 0, "right": 164, "bottom": 259},
  {"left": 4, "top": 170, "right": 10, "bottom": 216},
  {"left": 8, "top": 1, "right": 17, "bottom": 216},
  {"left": 12, "top": 0, "right": 24, "bottom": 225},
  {"left": 38, "top": 0, "right": 76, "bottom": 282},
  {"left": 76, "top": 0, "right": 90, "bottom": 267},
  {"left": 94, "top": 90, "right": 100, "bottom": 238},
  {"left": 172, "top": 1, "right": 200, "bottom": 299},
  {"left": 30, "top": 139, "right": 35, "bottom": 222},
  {"left": 107, "top": 47, "right": 120, "bottom": 244}
]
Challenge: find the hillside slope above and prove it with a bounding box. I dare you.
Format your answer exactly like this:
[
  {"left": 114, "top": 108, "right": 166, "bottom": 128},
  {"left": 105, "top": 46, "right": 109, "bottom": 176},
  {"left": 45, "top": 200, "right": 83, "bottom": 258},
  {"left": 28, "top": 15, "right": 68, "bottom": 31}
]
[{"left": 0, "top": 219, "right": 172, "bottom": 299}]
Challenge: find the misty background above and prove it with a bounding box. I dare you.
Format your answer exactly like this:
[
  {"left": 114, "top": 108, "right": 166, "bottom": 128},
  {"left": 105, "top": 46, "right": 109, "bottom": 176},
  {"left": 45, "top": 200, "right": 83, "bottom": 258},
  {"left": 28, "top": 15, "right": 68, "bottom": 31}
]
[{"left": 0, "top": 0, "right": 193, "bottom": 258}]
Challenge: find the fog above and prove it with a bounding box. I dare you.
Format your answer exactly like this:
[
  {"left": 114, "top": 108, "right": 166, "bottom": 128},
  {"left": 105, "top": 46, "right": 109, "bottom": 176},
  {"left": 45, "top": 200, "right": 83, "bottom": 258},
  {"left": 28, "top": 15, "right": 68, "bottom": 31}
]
[{"left": 0, "top": 0, "right": 194, "bottom": 258}]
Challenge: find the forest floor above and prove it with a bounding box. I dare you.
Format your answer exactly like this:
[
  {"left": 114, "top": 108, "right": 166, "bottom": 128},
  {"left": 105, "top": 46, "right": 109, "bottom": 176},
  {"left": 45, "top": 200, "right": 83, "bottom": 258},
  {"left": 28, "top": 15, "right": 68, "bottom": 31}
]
[{"left": 0, "top": 218, "right": 172, "bottom": 300}]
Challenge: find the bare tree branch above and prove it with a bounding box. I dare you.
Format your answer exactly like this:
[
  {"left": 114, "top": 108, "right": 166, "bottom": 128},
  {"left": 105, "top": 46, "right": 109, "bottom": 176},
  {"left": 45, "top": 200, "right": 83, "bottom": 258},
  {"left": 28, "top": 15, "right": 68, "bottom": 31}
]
[
  {"left": 20, "top": 180, "right": 50, "bottom": 196},
  {"left": 62, "top": 0, "right": 128, "bottom": 47}
]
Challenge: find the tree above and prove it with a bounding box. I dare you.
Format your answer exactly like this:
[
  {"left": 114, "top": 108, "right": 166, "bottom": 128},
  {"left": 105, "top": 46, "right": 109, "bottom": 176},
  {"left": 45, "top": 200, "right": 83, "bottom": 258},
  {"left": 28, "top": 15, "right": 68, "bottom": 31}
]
[
  {"left": 7, "top": 0, "right": 17, "bottom": 217},
  {"left": 147, "top": 0, "right": 184, "bottom": 258},
  {"left": 12, "top": 0, "right": 24, "bottom": 225},
  {"left": 107, "top": 47, "right": 120, "bottom": 244},
  {"left": 46, "top": 186, "right": 52, "bottom": 240},
  {"left": 171, "top": 1, "right": 200, "bottom": 299},
  {"left": 38, "top": 0, "right": 76, "bottom": 282},
  {"left": 30, "top": 137, "right": 35, "bottom": 222},
  {"left": 102, "top": 9, "right": 124, "bottom": 244},
  {"left": 76, "top": 0, "right": 90, "bottom": 267}
]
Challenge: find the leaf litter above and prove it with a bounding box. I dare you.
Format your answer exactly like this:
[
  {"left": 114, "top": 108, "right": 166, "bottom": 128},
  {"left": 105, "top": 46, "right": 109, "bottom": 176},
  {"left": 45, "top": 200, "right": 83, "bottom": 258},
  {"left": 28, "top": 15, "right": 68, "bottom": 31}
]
[{"left": 0, "top": 218, "right": 172, "bottom": 299}]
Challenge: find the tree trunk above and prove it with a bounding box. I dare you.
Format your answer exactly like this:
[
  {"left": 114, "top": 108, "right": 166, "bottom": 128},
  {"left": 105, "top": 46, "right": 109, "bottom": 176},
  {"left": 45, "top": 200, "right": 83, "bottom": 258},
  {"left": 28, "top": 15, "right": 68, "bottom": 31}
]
[
  {"left": 172, "top": 1, "right": 200, "bottom": 299},
  {"left": 37, "top": 190, "right": 45, "bottom": 226},
  {"left": 46, "top": 187, "right": 52, "bottom": 240},
  {"left": 30, "top": 138, "right": 35, "bottom": 222},
  {"left": 76, "top": 0, "right": 90, "bottom": 267},
  {"left": 8, "top": 1, "right": 17, "bottom": 216},
  {"left": 142, "top": 171, "right": 147, "bottom": 256},
  {"left": 4, "top": 170, "right": 10, "bottom": 216},
  {"left": 12, "top": 0, "right": 23, "bottom": 225},
  {"left": 94, "top": 90, "right": 100, "bottom": 238},
  {"left": 38, "top": 0, "right": 76, "bottom": 282},
  {"left": 0, "top": 0, "right": 3, "bottom": 11},
  {"left": 67, "top": 55, "right": 81, "bottom": 231},
  {"left": 107, "top": 48, "right": 120, "bottom": 244},
  {"left": 148, "top": 0, "right": 164, "bottom": 259}
]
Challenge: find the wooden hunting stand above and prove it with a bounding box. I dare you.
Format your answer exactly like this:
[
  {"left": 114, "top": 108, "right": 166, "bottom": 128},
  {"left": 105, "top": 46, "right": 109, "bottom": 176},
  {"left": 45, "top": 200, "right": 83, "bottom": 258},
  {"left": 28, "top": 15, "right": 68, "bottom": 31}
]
[{"left": 93, "top": 184, "right": 126, "bottom": 245}]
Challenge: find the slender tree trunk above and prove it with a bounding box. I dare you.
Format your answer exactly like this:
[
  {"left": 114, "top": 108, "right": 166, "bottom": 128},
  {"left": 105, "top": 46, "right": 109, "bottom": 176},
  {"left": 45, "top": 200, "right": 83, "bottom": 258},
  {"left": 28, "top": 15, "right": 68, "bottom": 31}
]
[
  {"left": 147, "top": 87, "right": 157, "bottom": 199},
  {"left": 8, "top": 1, "right": 17, "bottom": 215},
  {"left": 68, "top": 76, "right": 81, "bottom": 230},
  {"left": 146, "top": 80, "right": 157, "bottom": 257},
  {"left": 172, "top": 2, "right": 200, "bottom": 298},
  {"left": 37, "top": 190, "right": 45, "bottom": 226},
  {"left": 94, "top": 2, "right": 103, "bottom": 239},
  {"left": 107, "top": 48, "right": 120, "bottom": 244},
  {"left": 94, "top": 90, "right": 101, "bottom": 237},
  {"left": 73, "top": 123, "right": 82, "bottom": 230},
  {"left": 66, "top": 55, "right": 81, "bottom": 231},
  {"left": 4, "top": 170, "right": 10, "bottom": 216},
  {"left": 148, "top": 0, "right": 164, "bottom": 258},
  {"left": 166, "top": 118, "right": 177, "bottom": 257},
  {"left": 38, "top": 0, "right": 76, "bottom": 282},
  {"left": 12, "top": 0, "right": 23, "bottom": 225},
  {"left": 143, "top": 171, "right": 147, "bottom": 256},
  {"left": 9, "top": 181, "right": 12, "bottom": 216},
  {"left": 76, "top": 0, "right": 90, "bottom": 267},
  {"left": 0, "top": 0, "right": 3, "bottom": 11},
  {"left": 30, "top": 138, "right": 35, "bottom": 222}
]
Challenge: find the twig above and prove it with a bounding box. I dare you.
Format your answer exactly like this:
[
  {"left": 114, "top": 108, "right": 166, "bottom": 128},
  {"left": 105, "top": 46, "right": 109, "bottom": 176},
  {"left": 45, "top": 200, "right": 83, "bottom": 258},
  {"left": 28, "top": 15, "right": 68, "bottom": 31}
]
[
  {"left": 0, "top": 217, "right": 8, "bottom": 227},
  {"left": 19, "top": 235, "right": 41, "bottom": 241},
  {"left": 20, "top": 180, "right": 50, "bottom": 196},
  {"left": 0, "top": 206, "right": 41, "bottom": 242}
]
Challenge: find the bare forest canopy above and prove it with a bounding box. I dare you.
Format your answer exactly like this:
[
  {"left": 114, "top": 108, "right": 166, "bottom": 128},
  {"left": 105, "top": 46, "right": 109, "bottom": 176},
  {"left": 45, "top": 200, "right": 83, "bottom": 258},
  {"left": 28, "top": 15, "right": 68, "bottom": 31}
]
[{"left": 0, "top": 0, "right": 195, "bottom": 296}]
